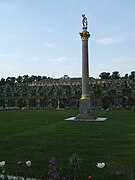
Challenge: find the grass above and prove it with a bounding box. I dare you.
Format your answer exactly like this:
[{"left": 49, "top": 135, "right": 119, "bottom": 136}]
[{"left": 0, "top": 109, "right": 135, "bottom": 179}]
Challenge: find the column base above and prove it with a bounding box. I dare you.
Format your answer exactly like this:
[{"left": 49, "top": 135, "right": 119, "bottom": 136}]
[
  {"left": 75, "top": 114, "right": 95, "bottom": 121},
  {"left": 75, "top": 98, "right": 96, "bottom": 121}
]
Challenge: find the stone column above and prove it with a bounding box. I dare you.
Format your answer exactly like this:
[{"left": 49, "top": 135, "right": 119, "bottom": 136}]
[
  {"left": 76, "top": 15, "right": 95, "bottom": 121},
  {"left": 80, "top": 30, "right": 90, "bottom": 100}
]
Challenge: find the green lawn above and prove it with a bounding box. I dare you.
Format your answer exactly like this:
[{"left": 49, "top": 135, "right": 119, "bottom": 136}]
[{"left": 0, "top": 109, "right": 135, "bottom": 179}]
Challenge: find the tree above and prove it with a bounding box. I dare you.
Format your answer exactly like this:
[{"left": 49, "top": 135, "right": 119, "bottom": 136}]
[
  {"left": 101, "top": 96, "right": 111, "bottom": 110},
  {"left": 42, "top": 76, "right": 47, "bottom": 80},
  {"left": 6, "top": 77, "right": 16, "bottom": 85},
  {"left": 99, "top": 72, "right": 110, "bottom": 79},
  {"left": 129, "top": 71, "right": 135, "bottom": 80},
  {"left": 29, "top": 75, "right": 37, "bottom": 82},
  {"left": 124, "top": 73, "right": 128, "bottom": 79},
  {"left": 16, "top": 76, "right": 23, "bottom": 83},
  {"left": 23, "top": 75, "right": 30, "bottom": 83},
  {"left": 37, "top": 75, "right": 42, "bottom": 81},
  {"left": 0, "top": 78, "right": 6, "bottom": 86},
  {"left": 110, "top": 71, "right": 120, "bottom": 79}
]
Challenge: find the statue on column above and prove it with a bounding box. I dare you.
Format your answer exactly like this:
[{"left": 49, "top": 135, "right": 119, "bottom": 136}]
[{"left": 82, "top": 14, "right": 88, "bottom": 29}]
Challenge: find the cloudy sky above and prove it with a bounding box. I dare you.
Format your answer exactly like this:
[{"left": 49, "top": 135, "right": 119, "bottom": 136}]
[{"left": 0, "top": 0, "right": 135, "bottom": 79}]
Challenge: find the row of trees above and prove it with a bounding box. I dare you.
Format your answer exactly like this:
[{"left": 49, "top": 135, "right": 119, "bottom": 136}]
[
  {"left": 0, "top": 71, "right": 135, "bottom": 86},
  {"left": 99, "top": 71, "right": 135, "bottom": 80},
  {"left": 0, "top": 75, "right": 53, "bottom": 86}
]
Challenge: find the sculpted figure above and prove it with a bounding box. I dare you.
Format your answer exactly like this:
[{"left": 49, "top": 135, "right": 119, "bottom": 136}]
[{"left": 82, "top": 14, "right": 88, "bottom": 28}]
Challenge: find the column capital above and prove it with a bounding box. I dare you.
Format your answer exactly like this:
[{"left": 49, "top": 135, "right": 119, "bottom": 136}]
[{"left": 80, "top": 31, "right": 90, "bottom": 41}]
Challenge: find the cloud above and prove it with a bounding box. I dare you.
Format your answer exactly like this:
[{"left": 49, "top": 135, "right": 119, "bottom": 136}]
[
  {"left": 0, "top": 52, "right": 23, "bottom": 77},
  {"left": 0, "top": 53, "right": 47, "bottom": 78},
  {"left": 44, "top": 43, "right": 55, "bottom": 47},
  {"left": 50, "top": 56, "right": 67, "bottom": 63},
  {"left": 95, "top": 37, "right": 123, "bottom": 45},
  {"left": 45, "top": 27, "right": 54, "bottom": 33},
  {"left": 0, "top": 54, "right": 5, "bottom": 57},
  {"left": 0, "top": 52, "right": 23, "bottom": 59},
  {"left": 40, "top": 42, "right": 55, "bottom": 48},
  {"left": 0, "top": 3, "right": 18, "bottom": 12},
  {"left": 49, "top": 56, "right": 80, "bottom": 64},
  {"left": 91, "top": 56, "right": 134, "bottom": 78},
  {"left": 37, "top": 26, "right": 54, "bottom": 33},
  {"left": 46, "top": 56, "right": 81, "bottom": 77},
  {"left": 110, "top": 56, "right": 132, "bottom": 64},
  {"left": 28, "top": 56, "right": 40, "bottom": 62}
]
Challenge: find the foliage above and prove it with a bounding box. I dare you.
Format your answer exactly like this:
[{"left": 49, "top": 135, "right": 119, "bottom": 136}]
[
  {"left": 69, "top": 153, "right": 81, "bottom": 179},
  {"left": 99, "top": 72, "right": 110, "bottom": 79},
  {"left": 101, "top": 96, "right": 111, "bottom": 110},
  {"left": 129, "top": 71, "right": 135, "bottom": 80},
  {"left": 110, "top": 71, "right": 120, "bottom": 79},
  {"left": 0, "top": 75, "right": 52, "bottom": 86}
]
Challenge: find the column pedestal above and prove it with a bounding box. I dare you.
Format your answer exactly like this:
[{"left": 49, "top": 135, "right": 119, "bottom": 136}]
[{"left": 75, "top": 99, "right": 95, "bottom": 121}]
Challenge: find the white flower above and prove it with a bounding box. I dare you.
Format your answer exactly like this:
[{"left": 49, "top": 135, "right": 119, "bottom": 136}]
[
  {"left": 96, "top": 162, "right": 105, "bottom": 168},
  {"left": 26, "top": 161, "right": 31, "bottom": 167},
  {"left": 0, "top": 161, "right": 6, "bottom": 167}
]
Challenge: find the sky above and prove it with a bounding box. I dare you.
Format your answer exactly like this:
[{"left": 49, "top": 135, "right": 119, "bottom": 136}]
[{"left": 0, "top": 0, "right": 135, "bottom": 79}]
